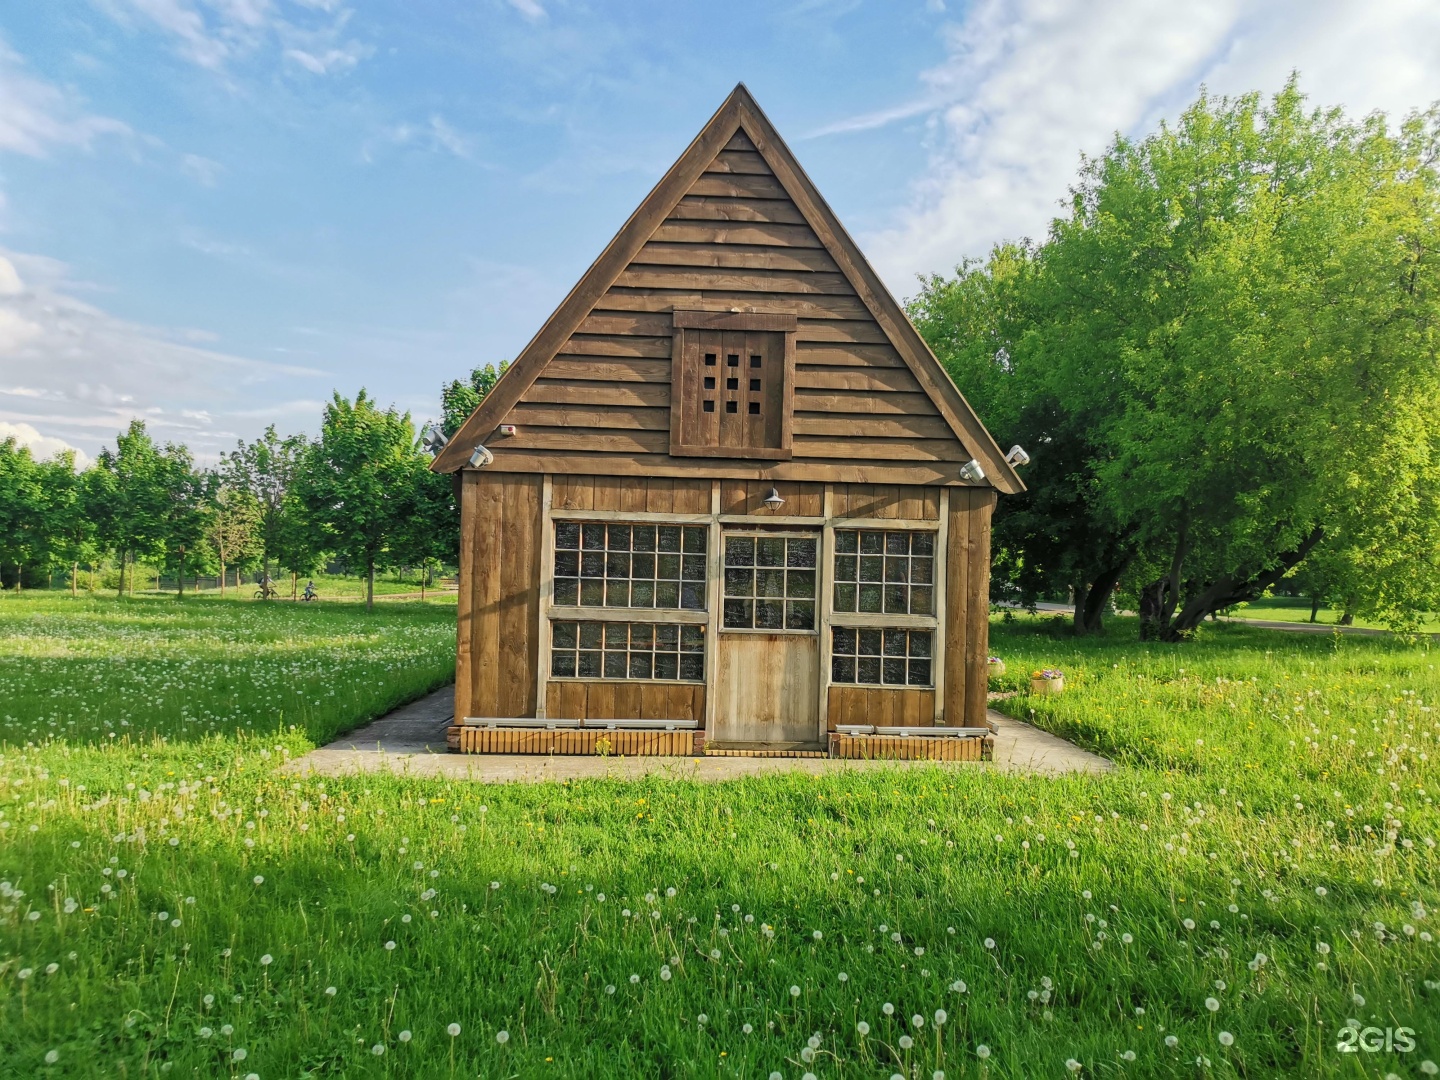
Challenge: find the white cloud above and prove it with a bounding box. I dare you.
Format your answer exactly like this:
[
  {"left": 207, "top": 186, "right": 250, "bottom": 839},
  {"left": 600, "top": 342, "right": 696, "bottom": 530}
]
[
  {"left": 0, "top": 256, "right": 23, "bottom": 296},
  {"left": 369, "top": 114, "right": 475, "bottom": 162},
  {"left": 0, "top": 37, "right": 131, "bottom": 156},
  {"left": 507, "top": 0, "right": 547, "bottom": 22},
  {"left": 180, "top": 152, "right": 224, "bottom": 185},
  {"left": 0, "top": 421, "right": 91, "bottom": 468},
  {"left": 0, "top": 248, "right": 330, "bottom": 462},
  {"left": 836, "top": 0, "right": 1440, "bottom": 290},
  {"left": 102, "top": 0, "right": 371, "bottom": 76}
]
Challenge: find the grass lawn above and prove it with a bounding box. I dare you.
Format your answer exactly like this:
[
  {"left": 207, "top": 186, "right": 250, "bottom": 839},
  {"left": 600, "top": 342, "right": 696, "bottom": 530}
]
[
  {"left": 122, "top": 571, "right": 459, "bottom": 603},
  {"left": 0, "top": 597, "right": 1437, "bottom": 1078},
  {"left": 1228, "top": 596, "right": 1440, "bottom": 635}
]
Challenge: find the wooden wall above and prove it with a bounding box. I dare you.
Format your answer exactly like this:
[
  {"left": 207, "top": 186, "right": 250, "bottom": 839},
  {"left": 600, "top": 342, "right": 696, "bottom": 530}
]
[
  {"left": 827, "top": 687, "right": 935, "bottom": 730},
  {"left": 489, "top": 130, "right": 976, "bottom": 484},
  {"left": 943, "top": 487, "right": 996, "bottom": 729},
  {"left": 454, "top": 471, "right": 543, "bottom": 722},
  {"left": 551, "top": 475, "right": 711, "bottom": 514},
  {"left": 547, "top": 683, "right": 706, "bottom": 722},
  {"left": 832, "top": 484, "right": 940, "bottom": 521}
]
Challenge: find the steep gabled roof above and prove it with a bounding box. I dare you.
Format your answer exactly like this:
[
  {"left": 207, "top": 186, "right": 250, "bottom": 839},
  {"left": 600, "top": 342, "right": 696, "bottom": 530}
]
[{"left": 433, "top": 83, "right": 1022, "bottom": 494}]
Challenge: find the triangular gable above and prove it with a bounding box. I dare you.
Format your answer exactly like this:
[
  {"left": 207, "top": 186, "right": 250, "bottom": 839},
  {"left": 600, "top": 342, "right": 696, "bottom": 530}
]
[{"left": 434, "top": 84, "right": 1022, "bottom": 494}]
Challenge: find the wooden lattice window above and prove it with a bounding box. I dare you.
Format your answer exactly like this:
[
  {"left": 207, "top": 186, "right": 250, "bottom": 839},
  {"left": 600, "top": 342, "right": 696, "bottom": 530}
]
[
  {"left": 832, "top": 529, "right": 935, "bottom": 615},
  {"left": 830, "top": 627, "right": 933, "bottom": 687},
  {"left": 670, "top": 310, "right": 795, "bottom": 459},
  {"left": 553, "top": 521, "right": 707, "bottom": 610},
  {"left": 550, "top": 621, "right": 705, "bottom": 681}
]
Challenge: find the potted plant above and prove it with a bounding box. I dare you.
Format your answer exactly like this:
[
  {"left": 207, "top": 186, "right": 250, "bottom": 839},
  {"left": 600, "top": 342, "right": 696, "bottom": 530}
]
[
  {"left": 1030, "top": 668, "right": 1064, "bottom": 694},
  {"left": 987, "top": 656, "right": 1006, "bottom": 679}
]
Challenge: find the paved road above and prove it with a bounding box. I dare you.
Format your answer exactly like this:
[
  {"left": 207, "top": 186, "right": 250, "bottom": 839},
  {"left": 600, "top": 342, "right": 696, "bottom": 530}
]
[
  {"left": 286, "top": 686, "right": 1111, "bottom": 781},
  {"left": 1014, "top": 601, "right": 1414, "bottom": 637}
]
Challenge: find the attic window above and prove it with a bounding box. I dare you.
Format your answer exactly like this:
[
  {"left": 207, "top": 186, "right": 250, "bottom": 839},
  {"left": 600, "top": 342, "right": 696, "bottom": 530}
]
[{"left": 670, "top": 310, "right": 796, "bottom": 460}]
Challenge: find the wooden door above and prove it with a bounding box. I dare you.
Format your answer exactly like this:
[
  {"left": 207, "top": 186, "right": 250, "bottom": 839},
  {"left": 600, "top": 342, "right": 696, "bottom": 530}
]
[{"left": 712, "top": 531, "right": 821, "bottom": 747}]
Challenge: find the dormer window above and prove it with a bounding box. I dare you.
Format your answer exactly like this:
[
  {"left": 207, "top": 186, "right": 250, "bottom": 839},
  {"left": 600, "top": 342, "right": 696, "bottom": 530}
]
[{"left": 669, "top": 310, "right": 795, "bottom": 459}]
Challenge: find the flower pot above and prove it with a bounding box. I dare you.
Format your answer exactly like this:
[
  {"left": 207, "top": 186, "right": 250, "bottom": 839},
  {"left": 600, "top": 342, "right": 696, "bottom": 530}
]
[
  {"left": 987, "top": 658, "right": 1006, "bottom": 679},
  {"left": 1030, "top": 675, "right": 1064, "bottom": 694}
]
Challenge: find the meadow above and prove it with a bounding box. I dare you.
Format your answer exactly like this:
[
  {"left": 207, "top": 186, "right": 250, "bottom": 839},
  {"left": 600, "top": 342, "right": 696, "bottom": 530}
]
[{"left": 0, "top": 595, "right": 1437, "bottom": 1078}]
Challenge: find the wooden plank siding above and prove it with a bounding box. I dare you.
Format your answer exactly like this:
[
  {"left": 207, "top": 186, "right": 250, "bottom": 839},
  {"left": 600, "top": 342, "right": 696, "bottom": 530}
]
[
  {"left": 454, "top": 471, "right": 543, "bottom": 723},
  {"left": 826, "top": 687, "right": 935, "bottom": 731},
  {"left": 480, "top": 131, "right": 973, "bottom": 483},
  {"left": 546, "top": 682, "right": 706, "bottom": 723},
  {"left": 941, "top": 487, "right": 996, "bottom": 730}
]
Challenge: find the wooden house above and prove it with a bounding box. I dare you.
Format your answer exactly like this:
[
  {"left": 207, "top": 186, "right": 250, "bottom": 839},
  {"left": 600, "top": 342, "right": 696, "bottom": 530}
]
[{"left": 432, "top": 85, "right": 1024, "bottom": 759}]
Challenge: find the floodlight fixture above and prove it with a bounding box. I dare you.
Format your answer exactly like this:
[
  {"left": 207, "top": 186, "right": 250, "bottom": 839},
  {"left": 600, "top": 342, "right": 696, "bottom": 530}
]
[{"left": 958, "top": 458, "right": 986, "bottom": 484}]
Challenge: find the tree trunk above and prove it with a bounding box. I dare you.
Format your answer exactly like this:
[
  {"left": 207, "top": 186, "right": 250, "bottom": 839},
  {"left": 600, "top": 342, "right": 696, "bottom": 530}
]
[
  {"left": 14, "top": 563, "right": 21, "bottom": 593},
  {"left": 178, "top": 555, "right": 185, "bottom": 599},
  {"left": 1076, "top": 556, "right": 1132, "bottom": 635},
  {"left": 1071, "top": 581, "right": 1091, "bottom": 634},
  {"left": 1309, "top": 596, "right": 1321, "bottom": 622},
  {"left": 71, "top": 562, "right": 78, "bottom": 597},
  {"left": 366, "top": 560, "right": 375, "bottom": 613},
  {"left": 118, "top": 551, "right": 126, "bottom": 599},
  {"left": 291, "top": 571, "right": 298, "bottom": 601},
  {"left": 1164, "top": 526, "right": 1327, "bottom": 639},
  {"left": 219, "top": 558, "right": 226, "bottom": 597}
]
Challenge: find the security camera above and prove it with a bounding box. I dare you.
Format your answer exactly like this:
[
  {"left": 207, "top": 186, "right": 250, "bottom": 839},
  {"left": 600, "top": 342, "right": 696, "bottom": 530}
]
[
  {"left": 1005, "top": 444, "right": 1030, "bottom": 467},
  {"left": 468, "top": 444, "right": 494, "bottom": 468},
  {"left": 958, "top": 458, "right": 986, "bottom": 483}
]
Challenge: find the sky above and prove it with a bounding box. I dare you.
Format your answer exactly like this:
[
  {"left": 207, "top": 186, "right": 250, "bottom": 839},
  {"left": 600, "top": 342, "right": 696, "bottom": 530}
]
[{"left": 1, "top": 0, "right": 1438, "bottom": 467}]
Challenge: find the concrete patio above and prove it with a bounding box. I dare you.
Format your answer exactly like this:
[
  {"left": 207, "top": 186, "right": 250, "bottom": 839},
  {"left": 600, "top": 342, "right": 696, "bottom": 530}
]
[{"left": 285, "top": 685, "right": 1112, "bottom": 781}]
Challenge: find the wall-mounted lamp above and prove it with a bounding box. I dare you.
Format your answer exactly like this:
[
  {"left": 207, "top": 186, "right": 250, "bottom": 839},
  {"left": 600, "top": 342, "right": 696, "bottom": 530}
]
[
  {"left": 497, "top": 424, "right": 518, "bottom": 437},
  {"left": 958, "top": 459, "right": 986, "bottom": 484},
  {"left": 1005, "top": 444, "right": 1031, "bottom": 467},
  {"left": 468, "top": 445, "right": 494, "bottom": 469},
  {"left": 421, "top": 424, "right": 449, "bottom": 456},
  {"left": 763, "top": 486, "right": 785, "bottom": 510}
]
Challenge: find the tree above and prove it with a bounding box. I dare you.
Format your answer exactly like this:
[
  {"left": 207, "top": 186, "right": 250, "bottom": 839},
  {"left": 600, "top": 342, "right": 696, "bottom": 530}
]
[
  {"left": 37, "top": 451, "right": 96, "bottom": 596},
  {"left": 205, "top": 484, "right": 263, "bottom": 597},
  {"left": 440, "top": 362, "right": 509, "bottom": 437},
  {"left": 0, "top": 438, "right": 43, "bottom": 590},
  {"left": 914, "top": 79, "right": 1440, "bottom": 639},
  {"left": 224, "top": 426, "right": 309, "bottom": 596},
  {"left": 293, "top": 390, "right": 426, "bottom": 611},
  {"left": 89, "top": 421, "right": 181, "bottom": 597}
]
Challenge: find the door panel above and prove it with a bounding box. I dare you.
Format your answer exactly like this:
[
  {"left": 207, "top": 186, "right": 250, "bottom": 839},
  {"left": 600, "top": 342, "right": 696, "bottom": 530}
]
[
  {"left": 712, "top": 530, "right": 821, "bottom": 746},
  {"left": 713, "top": 633, "right": 819, "bottom": 745}
]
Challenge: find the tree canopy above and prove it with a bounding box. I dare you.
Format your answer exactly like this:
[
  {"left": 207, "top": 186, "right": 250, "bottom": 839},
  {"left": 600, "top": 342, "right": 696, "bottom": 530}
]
[{"left": 913, "top": 79, "right": 1440, "bottom": 637}]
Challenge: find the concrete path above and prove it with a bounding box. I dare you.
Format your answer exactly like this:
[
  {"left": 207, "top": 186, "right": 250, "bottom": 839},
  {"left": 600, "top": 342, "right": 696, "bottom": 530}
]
[{"left": 285, "top": 686, "right": 1111, "bottom": 782}]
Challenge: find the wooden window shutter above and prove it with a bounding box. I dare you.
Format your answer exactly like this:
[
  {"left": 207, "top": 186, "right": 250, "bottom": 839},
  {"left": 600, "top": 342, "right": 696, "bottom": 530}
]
[{"left": 669, "top": 310, "right": 796, "bottom": 459}]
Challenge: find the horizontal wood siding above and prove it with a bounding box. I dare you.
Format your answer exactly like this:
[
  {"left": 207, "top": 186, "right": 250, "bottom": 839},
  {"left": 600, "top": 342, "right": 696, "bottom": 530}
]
[
  {"left": 546, "top": 682, "right": 706, "bottom": 723},
  {"left": 485, "top": 127, "right": 975, "bottom": 482},
  {"left": 943, "top": 487, "right": 996, "bottom": 728},
  {"left": 550, "top": 474, "right": 711, "bottom": 514},
  {"left": 458, "top": 472, "right": 542, "bottom": 723},
  {"left": 720, "top": 480, "right": 823, "bottom": 517},
  {"left": 832, "top": 484, "right": 941, "bottom": 521},
  {"left": 827, "top": 687, "right": 936, "bottom": 731}
]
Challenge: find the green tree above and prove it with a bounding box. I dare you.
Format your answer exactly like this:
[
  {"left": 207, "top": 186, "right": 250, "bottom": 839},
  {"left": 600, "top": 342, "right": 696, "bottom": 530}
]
[
  {"left": 294, "top": 390, "right": 426, "bottom": 611},
  {"left": 205, "top": 483, "right": 263, "bottom": 597},
  {"left": 0, "top": 438, "right": 43, "bottom": 590},
  {"left": 38, "top": 451, "right": 97, "bottom": 595},
  {"left": 223, "top": 426, "right": 309, "bottom": 597},
  {"left": 440, "top": 362, "right": 509, "bottom": 437},
  {"left": 915, "top": 79, "right": 1440, "bottom": 639},
  {"left": 89, "top": 421, "right": 182, "bottom": 597}
]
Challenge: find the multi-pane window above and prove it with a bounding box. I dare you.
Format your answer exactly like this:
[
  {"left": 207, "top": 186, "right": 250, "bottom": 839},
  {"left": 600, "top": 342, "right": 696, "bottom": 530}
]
[
  {"left": 550, "top": 621, "right": 705, "bottom": 681},
  {"left": 830, "top": 627, "right": 933, "bottom": 687},
  {"left": 723, "top": 535, "right": 817, "bottom": 631},
  {"left": 553, "top": 522, "right": 708, "bottom": 610},
  {"left": 832, "top": 530, "right": 934, "bottom": 616}
]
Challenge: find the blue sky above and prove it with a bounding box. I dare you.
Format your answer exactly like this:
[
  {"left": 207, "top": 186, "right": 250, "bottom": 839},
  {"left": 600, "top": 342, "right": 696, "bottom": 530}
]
[{"left": 2, "top": 0, "right": 1438, "bottom": 465}]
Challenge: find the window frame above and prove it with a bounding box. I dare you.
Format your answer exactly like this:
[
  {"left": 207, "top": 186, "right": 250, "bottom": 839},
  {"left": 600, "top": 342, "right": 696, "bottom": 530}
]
[
  {"left": 719, "top": 529, "right": 821, "bottom": 635},
  {"left": 551, "top": 519, "right": 709, "bottom": 615},
  {"left": 829, "top": 625, "right": 935, "bottom": 688},
  {"left": 548, "top": 618, "right": 708, "bottom": 684},
  {"left": 669, "top": 310, "right": 796, "bottom": 460}
]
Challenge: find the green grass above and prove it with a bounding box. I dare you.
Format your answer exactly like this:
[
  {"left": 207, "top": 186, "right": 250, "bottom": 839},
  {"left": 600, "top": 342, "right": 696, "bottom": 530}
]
[
  {"left": 1, "top": 596, "right": 1438, "bottom": 1078},
  {"left": 1228, "top": 596, "right": 1440, "bottom": 634}
]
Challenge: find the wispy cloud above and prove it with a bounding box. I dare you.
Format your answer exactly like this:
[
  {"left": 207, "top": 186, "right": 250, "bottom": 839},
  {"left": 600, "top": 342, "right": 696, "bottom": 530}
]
[
  {"left": 0, "top": 421, "right": 92, "bottom": 467},
  {"left": 0, "top": 248, "right": 329, "bottom": 462},
  {"left": 506, "top": 0, "right": 547, "bottom": 23},
  {"left": 100, "top": 0, "right": 371, "bottom": 76},
  {"left": 367, "top": 115, "right": 476, "bottom": 161},
  {"left": 0, "top": 37, "right": 131, "bottom": 156},
  {"left": 826, "top": 0, "right": 1440, "bottom": 291}
]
